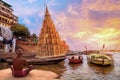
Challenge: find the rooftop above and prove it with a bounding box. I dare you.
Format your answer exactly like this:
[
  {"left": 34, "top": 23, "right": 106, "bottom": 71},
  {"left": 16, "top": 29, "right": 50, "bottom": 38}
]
[{"left": 0, "top": 0, "right": 12, "bottom": 7}]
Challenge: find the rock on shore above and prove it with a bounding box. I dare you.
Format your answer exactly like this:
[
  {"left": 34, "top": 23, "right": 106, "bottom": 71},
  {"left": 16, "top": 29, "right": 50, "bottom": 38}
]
[{"left": 0, "top": 69, "right": 59, "bottom": 80}]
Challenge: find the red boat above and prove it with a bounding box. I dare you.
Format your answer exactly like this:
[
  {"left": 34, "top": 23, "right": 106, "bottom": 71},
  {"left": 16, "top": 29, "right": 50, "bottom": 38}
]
[{"left": 69, "top": 55, "right": 83, "bottom": 64}]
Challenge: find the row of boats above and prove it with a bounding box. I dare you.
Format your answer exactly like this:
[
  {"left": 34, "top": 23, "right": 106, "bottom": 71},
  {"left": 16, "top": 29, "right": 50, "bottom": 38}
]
[
  {"left": 68, "top": 52, "right": 114, "bottom": 66},
  {"left": 3, "top": 50, "right": 113, "bottom": 65}
]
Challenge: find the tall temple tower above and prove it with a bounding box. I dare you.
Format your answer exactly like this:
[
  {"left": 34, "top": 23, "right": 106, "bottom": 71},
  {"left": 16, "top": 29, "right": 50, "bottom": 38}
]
[{"left": 37, "top": 6, "right": 69, "bottom": 57}]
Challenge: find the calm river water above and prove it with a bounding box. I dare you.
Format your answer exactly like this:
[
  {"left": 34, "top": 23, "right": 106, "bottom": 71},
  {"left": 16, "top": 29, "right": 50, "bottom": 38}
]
[{"left": 0, "top": 52, "right": 120, "bottom": 80}]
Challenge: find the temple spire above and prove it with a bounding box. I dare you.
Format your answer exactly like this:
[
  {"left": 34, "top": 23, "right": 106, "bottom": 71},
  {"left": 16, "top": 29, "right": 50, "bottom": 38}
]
[
  {"left": 37, "top": 6, "right": 69, "bottom": 57},
  {"left": 45, "top": 6, "right": 50, "bottom": 17}
]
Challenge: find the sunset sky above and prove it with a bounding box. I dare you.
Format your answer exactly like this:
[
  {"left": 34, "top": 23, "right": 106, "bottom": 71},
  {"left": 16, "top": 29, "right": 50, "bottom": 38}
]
[{"left": 5, "top": 0, "right": 120, "bottom": 51}]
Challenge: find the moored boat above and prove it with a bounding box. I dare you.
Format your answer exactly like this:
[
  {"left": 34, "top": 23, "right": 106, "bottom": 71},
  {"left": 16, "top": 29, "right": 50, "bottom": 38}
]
[
  {"left": 69, "top": 55, "right": 83, "bottom": 64},
  {"left": 6, "top": 55, "right": 66, "bottom": 65},
  {"left": 87, "top": 53, "right": 113, "bottom": 65}
]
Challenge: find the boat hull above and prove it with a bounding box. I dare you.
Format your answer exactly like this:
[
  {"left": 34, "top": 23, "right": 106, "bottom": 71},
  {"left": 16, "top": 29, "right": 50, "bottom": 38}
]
[
  {"left": 87, "top": 53, "right": 113, "bottom": 66},
  {"left": 87, "top": 58, "right": 113, "bottom": 65},
  {"left": 69, "top": 55, "right": 83, "bottom": 64},
  {"left": 69, "top": 59, "right": 83, "bottom": 64},
  {"left": 6, "top": 56, "right": 66, "bottom": 65}
]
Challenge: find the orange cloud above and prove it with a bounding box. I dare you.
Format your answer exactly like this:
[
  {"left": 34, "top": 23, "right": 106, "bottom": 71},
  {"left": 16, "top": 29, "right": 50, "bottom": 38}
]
[
  {"left": 53, "top": 4, "right": 120, "bottom": 50},
  {"left": 83, "top": 0, "right": 120, "bottom": 11}
]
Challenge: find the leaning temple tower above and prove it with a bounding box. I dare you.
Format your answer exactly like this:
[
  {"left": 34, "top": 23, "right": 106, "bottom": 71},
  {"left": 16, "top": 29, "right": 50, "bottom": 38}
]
[{"left": 37, "top": 7, "right": 69, "bottom": 57}]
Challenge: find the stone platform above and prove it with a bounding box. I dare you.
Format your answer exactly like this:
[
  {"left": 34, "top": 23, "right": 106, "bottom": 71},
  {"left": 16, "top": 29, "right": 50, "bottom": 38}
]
[{"left": 0, "top": 69, "right": 59, "bottom": 80}]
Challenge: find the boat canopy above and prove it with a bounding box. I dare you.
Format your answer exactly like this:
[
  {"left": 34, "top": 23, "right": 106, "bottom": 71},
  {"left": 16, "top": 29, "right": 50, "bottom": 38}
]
[
  {"left": 90, "top": 53, "right": 111, "bottom": 60},
  {"left": 69, "top": 55, "right": 81, "bottom": 60}
]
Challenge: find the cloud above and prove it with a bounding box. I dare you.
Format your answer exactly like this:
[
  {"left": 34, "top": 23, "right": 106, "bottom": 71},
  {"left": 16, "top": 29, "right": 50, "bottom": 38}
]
[
  {"left": 67, "top": 5, "right": 78, "bottom": 16},
  {"left": 47, "top": 0, "right": 59, "bottom": 7},
  {"left": 4, "top": 0, "right": 45, "bottom": 34},
  {"left": 28, "top": 0, "right": 37, "bottom": 3},
  {"left": 83, "top": 0, "right": 120, "bottom": 11},
  {"left": 53, "top": 0, "right": 120, "bottom": 50},
  {"left": 23, "top": 18, "right": 31, "bottom": 25}
]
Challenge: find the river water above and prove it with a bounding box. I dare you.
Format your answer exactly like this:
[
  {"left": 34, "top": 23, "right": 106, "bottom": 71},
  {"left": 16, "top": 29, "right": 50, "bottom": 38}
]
[{"left": 0, "top": 52, "right": 120, "bottom": 80}]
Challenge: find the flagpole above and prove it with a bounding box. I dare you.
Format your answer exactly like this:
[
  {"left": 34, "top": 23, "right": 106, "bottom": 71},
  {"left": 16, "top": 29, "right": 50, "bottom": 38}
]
[
  {"left": 85, "top": 46, "right": 88, "bottom": 54},
  {"left": 102, "top": 43, "right": 105, "bottom": 52}
]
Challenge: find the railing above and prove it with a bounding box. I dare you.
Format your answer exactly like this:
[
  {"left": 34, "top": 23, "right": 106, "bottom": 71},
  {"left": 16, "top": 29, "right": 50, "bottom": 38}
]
[{"left": 0, "top": 11, "right": 16, "bottom": 19}]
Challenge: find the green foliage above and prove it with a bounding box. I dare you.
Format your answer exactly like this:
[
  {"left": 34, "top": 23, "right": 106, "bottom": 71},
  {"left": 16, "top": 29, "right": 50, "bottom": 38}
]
[
  {"left": 31, "top": 33, "right": 37, "bottom": 39},
  {"left": 31, "top": 33, "right": 38, "bottom": 44},
  {"left": 10, "top": 24, "right": 30, "bottom": 38}
]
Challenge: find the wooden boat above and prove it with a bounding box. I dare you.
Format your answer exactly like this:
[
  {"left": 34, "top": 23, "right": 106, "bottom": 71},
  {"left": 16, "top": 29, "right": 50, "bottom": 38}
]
[
  {"left": 6, "top": 55, "right": 66, "bottom": 65},
  {"left": 87, "top": 53, "right": 113, "bottom": 65},
  {"left": 69, "top": 55, "right": 83, "bottom": 64},
  {"left": 0, "top": 52, "right": 36, "bottom": 59}
]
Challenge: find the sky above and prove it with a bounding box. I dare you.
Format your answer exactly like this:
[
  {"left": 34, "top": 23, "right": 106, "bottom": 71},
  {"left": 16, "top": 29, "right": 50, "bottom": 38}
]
[{"left": 4, "top": 0, "right": 120, "bottom": 51}]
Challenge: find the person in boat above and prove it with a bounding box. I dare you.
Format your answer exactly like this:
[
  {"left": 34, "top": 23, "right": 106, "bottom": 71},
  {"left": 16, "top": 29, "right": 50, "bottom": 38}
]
[{"left": 10, "top": 48, "right": 33, "bottom": 77}]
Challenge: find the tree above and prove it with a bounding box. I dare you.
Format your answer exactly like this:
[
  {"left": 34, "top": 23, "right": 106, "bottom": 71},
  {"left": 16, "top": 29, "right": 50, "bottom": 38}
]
[
  {"left": 31, "top": 33, "right": 38, "bottom": 44},
  {"left": 10, "top": 24, "right": 30, "bottom": 38},
  {"left": 31, "top": 33, "right": 37, "bottom": 39}
]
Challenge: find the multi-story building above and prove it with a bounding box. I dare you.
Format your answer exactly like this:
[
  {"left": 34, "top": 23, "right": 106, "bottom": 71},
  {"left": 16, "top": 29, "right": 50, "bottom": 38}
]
[
  {"left": 0, "top": 0, "right": 17, "bottom": 52},
  {"left": 0, "top": 0, "right": 18, "bottom": 28}
]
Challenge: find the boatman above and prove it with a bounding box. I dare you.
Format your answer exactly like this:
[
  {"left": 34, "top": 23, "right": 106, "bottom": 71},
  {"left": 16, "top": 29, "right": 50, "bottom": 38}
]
[{"left": 10, "top": 48, "right": 33, "bottom": 77}]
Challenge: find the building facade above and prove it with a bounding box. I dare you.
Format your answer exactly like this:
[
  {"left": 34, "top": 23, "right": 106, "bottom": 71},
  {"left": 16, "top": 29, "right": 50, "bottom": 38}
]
[
  {"left": 37, "top": 7, "right": 69, "bottom": 57},
  {"left": 0, "top": 0, "right": 17, "bottom": 52},
  {"left": 0, "top": 0, "right": 17, "bottom": 28}
]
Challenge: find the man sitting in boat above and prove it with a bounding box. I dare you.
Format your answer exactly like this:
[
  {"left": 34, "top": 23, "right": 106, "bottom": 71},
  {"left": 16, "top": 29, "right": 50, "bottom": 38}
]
[{"left": 10, "top": 48, "right": 33, "bottom": 77}]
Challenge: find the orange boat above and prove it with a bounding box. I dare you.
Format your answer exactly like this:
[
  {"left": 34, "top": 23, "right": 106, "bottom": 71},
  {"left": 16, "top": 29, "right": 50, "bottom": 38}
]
[{"left": 69, "top": 55, "right": 83, "bottom": 63}]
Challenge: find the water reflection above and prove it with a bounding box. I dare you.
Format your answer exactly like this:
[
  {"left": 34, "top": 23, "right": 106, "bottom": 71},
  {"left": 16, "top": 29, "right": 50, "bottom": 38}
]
[
  {"left": 34, "top": 62, "right": 66, "bottom": 75},
  {"left": 88, "top": 62, "right": 114, "bottom": 75},
  {"left": 68, "top": 63, "right": 82, "bottom": 70},
  {"left": 60, "top": 53, "right": 120, "bottom": 80}
]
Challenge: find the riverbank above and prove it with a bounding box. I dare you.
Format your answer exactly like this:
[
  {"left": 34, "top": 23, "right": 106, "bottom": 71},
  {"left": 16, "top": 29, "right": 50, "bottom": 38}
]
[{"left": 0, "top": 69, "right": 59, "bottom": 80}]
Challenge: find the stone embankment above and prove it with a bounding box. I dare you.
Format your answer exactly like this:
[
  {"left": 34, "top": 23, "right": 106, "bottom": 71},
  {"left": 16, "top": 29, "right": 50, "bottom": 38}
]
[{"left": 0, "top": 69, "right": 59, "bottom": 80}]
